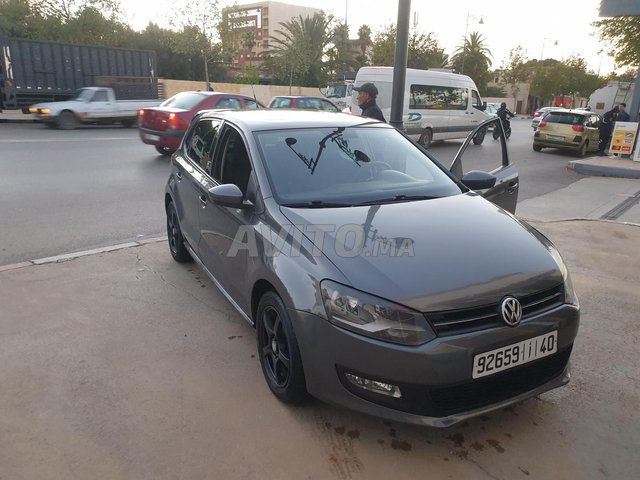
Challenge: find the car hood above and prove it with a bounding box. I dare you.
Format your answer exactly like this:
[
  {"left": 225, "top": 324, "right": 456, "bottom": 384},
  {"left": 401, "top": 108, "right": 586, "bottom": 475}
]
[
  {"left": 280, "top": 194, "right": 563, "bottom": 312},
  {"left": 31, "top": 100, "right": 80, "bottom": 113}
]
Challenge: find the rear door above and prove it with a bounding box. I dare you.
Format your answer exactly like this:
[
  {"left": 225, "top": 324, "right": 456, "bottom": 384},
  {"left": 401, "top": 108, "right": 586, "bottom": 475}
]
[{"left": 449, "top": 117, "right": 519, "bottom": 214}]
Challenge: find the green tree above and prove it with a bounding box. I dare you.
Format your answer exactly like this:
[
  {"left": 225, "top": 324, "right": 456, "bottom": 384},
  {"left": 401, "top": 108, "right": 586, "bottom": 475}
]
[
  {"left": 408, "top": 32, "right": 448, "bottom": 69},
  {"left": 264, "top": 13, "right": 333, "bottom": 87},
  {"left": 325, "top": 22, "right": 357, "bottom": 77},
  {"left": 450, "top": 31, "right": 492, "bottom": 89},
  {"left": 593, "top": 16, "right": 640, "bottom": 68},
  {"left": 371, "top": 25, "right": 448, "bottom": 69},
  {"left": 500, "top": 47, "right": 532, "bottom": 109},
  {"left": 170, "top": 0, "right": 225, "bottom": 87},
  {"left": 355, "top": 24, "right": 372, "bottom": 68}
]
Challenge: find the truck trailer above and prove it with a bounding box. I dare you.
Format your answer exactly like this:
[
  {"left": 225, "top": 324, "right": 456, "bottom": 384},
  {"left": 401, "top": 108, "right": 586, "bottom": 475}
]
[{"left": 0, "top": 36, "right": 158, "bottom": 112}]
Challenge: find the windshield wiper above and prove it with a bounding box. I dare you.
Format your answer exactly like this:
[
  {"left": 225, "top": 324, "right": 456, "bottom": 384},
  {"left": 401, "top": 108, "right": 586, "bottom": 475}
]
[
  {"left": 281, "top": 200, "right": 353, "bottom": 208},
  {"left": 353, "top": 195, "right": 442, "bottom": 206}
]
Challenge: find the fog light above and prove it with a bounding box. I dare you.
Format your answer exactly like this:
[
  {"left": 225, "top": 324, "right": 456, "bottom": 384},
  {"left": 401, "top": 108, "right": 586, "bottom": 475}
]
[{"left": 345, "top": 373, "right": 401, "bottom": 398}]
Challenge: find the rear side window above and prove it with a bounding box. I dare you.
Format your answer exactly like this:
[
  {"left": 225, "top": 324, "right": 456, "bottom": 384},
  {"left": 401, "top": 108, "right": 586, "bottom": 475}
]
[
  {"left": 185, "top": 119, "right": 221, "bottom": 171},
  {"left": 409, "top": 85, "right": 468, "bottom": 110},
  {"left": 245, "top": 99, "right": 260, "bottom": 109},
  {"left": 216, "top": 98, "right": 242, "bottom": 109},
  {"left": 271, "top": 97, "right": 292, "bottom": 108}
]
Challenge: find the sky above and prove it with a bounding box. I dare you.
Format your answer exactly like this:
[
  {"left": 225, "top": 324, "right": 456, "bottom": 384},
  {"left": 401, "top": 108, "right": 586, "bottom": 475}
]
[{"left": 123, "top": 0, "right": 622, "bottom": 76}]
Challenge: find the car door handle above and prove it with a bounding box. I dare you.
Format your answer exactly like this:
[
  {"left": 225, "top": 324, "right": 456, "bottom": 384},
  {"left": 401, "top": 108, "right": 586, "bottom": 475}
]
[
  {"left": 199, "top": 195, "right": 208, "bottom": 207},
  {"left": 176, "top": 171, "right": 182, "bottom": 180},
  {"left": 507, "top": 181, "right": 518, "bottom": 193}
]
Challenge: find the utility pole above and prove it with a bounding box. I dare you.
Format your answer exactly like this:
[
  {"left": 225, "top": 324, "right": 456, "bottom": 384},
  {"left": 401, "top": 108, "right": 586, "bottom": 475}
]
[{"left": 389, "top": 0, "right": 410, "bottom": 131}]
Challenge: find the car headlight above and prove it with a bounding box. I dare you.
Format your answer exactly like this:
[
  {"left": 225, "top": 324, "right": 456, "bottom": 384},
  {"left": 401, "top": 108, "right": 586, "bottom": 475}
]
[
  {"left": 547, "top": 244, "right": 578, "bottom": 305},
  {"left": 321, "top": 280, "right": 435, "bottom": 346},
  {"left": 29, "top": 107, "right": 37, "bottom": 114},
  {"left": 39, "top": 108, "right": 50, "bottom": 115}
]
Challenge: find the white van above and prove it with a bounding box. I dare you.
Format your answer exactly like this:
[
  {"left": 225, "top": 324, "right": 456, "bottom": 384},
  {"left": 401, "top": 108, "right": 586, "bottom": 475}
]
[{"left": 352, "top": 66, "right": 492, "bottom": 146}]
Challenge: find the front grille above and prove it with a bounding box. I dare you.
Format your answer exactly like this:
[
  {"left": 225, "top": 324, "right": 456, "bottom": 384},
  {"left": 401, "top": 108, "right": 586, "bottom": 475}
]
[
  {"left": 337, "top": 345, "right": 572, "bottom": 419},
  {"left": 427, "top": 284, "right": 564, "bottom": 336}
]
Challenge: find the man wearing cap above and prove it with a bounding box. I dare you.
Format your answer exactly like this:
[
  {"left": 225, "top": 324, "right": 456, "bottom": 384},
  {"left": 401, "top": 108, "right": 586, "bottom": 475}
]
[{"left": 353, "top": 82, "right": 386, "bottom": 122}]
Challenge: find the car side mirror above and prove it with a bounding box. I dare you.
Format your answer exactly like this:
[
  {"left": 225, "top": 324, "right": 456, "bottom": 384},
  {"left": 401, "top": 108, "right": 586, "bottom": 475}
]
[
  {"left": 208, "top": 184, "right": 245, "bottom": 208},
  {"left": 461, "top": 170, "right": 497, "bottom": 190}
]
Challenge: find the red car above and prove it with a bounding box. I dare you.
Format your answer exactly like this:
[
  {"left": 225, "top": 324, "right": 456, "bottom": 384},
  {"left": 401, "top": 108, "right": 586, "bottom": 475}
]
[{"left": 138, "top": 91, "right": 263, "bottom": 155}]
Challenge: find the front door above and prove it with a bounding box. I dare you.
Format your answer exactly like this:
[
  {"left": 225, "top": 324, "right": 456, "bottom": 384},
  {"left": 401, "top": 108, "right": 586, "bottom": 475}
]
[{"left": 449, "top": 117, "right": 519, "bottom": 214}]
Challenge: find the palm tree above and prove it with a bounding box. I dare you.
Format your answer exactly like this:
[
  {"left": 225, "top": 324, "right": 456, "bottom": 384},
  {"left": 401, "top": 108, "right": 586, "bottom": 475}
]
[
  {"left": 450, "top": 31, "right": 493, "bottom": 89},
  {"left": 265, "top": 13, "right": 333, "bottom": 87}
]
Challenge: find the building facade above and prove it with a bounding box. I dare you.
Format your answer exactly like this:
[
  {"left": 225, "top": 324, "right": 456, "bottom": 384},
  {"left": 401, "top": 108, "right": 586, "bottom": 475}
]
[{"left": 223, "top": 1, "right": 323, "bottom": 70}]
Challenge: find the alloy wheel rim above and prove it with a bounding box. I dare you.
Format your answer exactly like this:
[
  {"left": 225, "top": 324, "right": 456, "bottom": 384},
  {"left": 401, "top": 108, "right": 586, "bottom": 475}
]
[{"left": 260, "top": 305, "right": 291, "bottom": 387}]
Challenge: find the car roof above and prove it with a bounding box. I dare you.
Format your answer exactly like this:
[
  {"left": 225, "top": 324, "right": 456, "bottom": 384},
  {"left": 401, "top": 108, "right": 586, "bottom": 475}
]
[
  {"left": 270, "top": 96, "right": 331, "bottom": 100},
  {"left": 172, "top": 91, "right": 255, "bottom": 99},
  {"left": 197, "top": 109, "right": 386, "bottom": 131}
]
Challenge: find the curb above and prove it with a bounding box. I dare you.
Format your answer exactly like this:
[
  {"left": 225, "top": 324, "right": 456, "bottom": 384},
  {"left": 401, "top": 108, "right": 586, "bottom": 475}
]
[
  {"left": 0, "top": 236, "right": 167, "bottom": 273},
  {"left": 568, "top": 160, "right": 640, "bottom": 179}
]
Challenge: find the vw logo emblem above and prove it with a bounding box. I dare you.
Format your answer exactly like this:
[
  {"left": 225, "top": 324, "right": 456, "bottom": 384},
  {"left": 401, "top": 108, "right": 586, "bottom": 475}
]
[{"left": 501, "top": 297, "right": 522, "bottom": 327}]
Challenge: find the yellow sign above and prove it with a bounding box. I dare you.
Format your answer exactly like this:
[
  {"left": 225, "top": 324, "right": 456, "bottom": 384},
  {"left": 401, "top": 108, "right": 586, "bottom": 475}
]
[{"left": 609, "top": 121, "right": 639, "bottom": 155}]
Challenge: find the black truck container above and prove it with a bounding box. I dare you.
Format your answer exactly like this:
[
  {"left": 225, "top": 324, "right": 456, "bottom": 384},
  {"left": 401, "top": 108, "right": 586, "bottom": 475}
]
[{"left": 0, "top": 36, "right": 158, "bottom": 111}]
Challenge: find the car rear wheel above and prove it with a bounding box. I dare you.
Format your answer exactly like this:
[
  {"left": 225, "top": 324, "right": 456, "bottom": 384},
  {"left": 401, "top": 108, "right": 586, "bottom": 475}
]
[
  {"left": 256, "top": 291, "right": 307, "bottom": 404},
  {"left": 418, "top": 128, "right": 433, "bottom": 148},
  {"left": 576, "top": 141, "right": 587, "bottom": 158},
  {"left": 166, "top": 202, "right": 192, "bottom": 263},
  {"left": 472, "top": 128, "right": 486, "bottom": 145},
  {"left": 533, "top": 144, "right": 543, "bottom": 152},
  {"left": 155, "top": 146, "right": 175, "bottom": 156},
  {"left": 57, "top": 111, "right": 77, "bottom": 130}
]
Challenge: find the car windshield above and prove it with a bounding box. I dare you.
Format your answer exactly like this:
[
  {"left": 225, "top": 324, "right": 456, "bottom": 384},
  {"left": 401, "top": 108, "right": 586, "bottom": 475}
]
[
  {"left": 254, "top": 126, "right": 461, "bottom": 206},
  {"left": 161, "top": 92, "right": 206, "bottom": 110},
  {"left": 545, "top": 113, "right": 586, "bottom": 125}
]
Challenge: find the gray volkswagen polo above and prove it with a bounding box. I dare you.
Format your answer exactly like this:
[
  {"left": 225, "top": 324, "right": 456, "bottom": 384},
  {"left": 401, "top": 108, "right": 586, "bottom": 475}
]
[{"left": 164, "top": 110, "right": 579, "bottom": 427}]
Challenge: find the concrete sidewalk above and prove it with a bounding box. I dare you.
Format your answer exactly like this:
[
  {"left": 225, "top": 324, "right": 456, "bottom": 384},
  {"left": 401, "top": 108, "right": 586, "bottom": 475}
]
[{"left": 0, "top": 220, "right": 638, "bottom": 479}]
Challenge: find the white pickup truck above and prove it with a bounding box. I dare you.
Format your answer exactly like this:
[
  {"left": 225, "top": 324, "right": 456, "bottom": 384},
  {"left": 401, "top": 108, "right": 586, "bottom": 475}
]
[{"left": 29, "top": 87, "right": 161, "bottom": 129}]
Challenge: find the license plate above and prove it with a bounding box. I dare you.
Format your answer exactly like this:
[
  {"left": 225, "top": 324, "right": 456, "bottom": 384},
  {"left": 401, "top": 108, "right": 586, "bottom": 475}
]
[
  {"left": 547, "top": 134, "right": 564, "bottom": 141},
  {"left": 145, "top": 134, "right": 160, "bottom": 141},
  {"left": 472, "top": 331, "right": 558, "bottom": 379}
]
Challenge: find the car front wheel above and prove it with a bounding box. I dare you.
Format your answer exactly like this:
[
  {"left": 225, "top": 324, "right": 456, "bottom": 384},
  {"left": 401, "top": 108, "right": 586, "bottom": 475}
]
[
  {"left": 533, "top": 144, "right": 543, "bottom": 152},
  {"left": 256, "top": 291, "right": 307, "bottom": 404}
]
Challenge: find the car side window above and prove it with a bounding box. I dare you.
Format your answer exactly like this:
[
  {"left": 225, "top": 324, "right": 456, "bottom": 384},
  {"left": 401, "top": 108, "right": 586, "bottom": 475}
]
[
  {"left": 92, "top": 91, "right": 109, "bottom": 102},
  {"left": 213, "top": 127, "right": 252, "bottom": 195},
  {"left": 471, "top": 90, "right": 482, "bottom": 110},
  {"left": 217, "top": 98, "right": 242, "bottom": 109},
  {"left": 321, "top": 100, "right": 338, "bottom": 111},
  {"left": 185, "top": 119, "right": 221, "bottom": 171},
  {"left": 245, "top": 99, "right": 260, "bottom": 109}
]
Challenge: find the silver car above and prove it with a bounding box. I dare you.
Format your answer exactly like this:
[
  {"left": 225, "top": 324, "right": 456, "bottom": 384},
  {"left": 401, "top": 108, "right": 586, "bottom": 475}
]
[{"left": 165, "top": 110, "right": 579, "bottom": 427}]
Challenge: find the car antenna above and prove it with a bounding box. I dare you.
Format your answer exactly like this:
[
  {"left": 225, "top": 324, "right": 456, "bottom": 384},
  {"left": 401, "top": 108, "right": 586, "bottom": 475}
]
[{"left": 251, "top": 84, "right": 258, "bottom": 105}]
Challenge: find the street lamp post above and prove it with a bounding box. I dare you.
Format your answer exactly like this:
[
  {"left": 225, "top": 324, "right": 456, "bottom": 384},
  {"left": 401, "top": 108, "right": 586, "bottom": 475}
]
[
  {"left": 539, "top": 37, "right": 558, "bottom": 61},
  {"left": 460, "top": 11, "right": 483, "bottom": 75}
]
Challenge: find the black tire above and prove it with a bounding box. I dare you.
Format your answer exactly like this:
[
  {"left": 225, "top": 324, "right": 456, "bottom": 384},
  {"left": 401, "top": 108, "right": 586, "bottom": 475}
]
[
  {"left": 506, "top": 128, "right": 512, "bottom": 139},
  {"left": 533, "top": 144, "right": 543, "bottom": 152},
  {"left": 472, "top": 128, "right": 486, "bottom": 145},
  {"left": 576, "top": 141, "right": 587, "bottom": 158},
  {"left": 492, "top": 128, "right": 500, "bottom": 140},
  {"left": 57, "top": 111, "right": 77, "bottom": 130},
  {"left": 418, "top": 128, "right": 433, "bottom": 148},
  {"left": 166, "top": 202, "right": 192, "bottom": 263},
  {"left": 256, "top": 291, "right": 307, "bottom": 404},
  {"left": 155, "top": 145, "right": 175, "bottom": 156}
]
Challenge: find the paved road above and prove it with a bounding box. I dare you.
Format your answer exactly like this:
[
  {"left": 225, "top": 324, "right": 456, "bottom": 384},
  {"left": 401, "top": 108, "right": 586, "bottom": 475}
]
[
  {"left": 0, "top": 118, "right": 585, "bottom": 265},
  {"left": 0, "top": 123, "right": 169, "bottom": 265}
]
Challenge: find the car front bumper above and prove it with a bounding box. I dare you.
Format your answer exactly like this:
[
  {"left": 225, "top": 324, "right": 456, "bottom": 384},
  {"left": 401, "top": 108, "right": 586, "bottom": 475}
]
[{"left": 293, "top": 304, "right": 579, "bottom": 427}]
